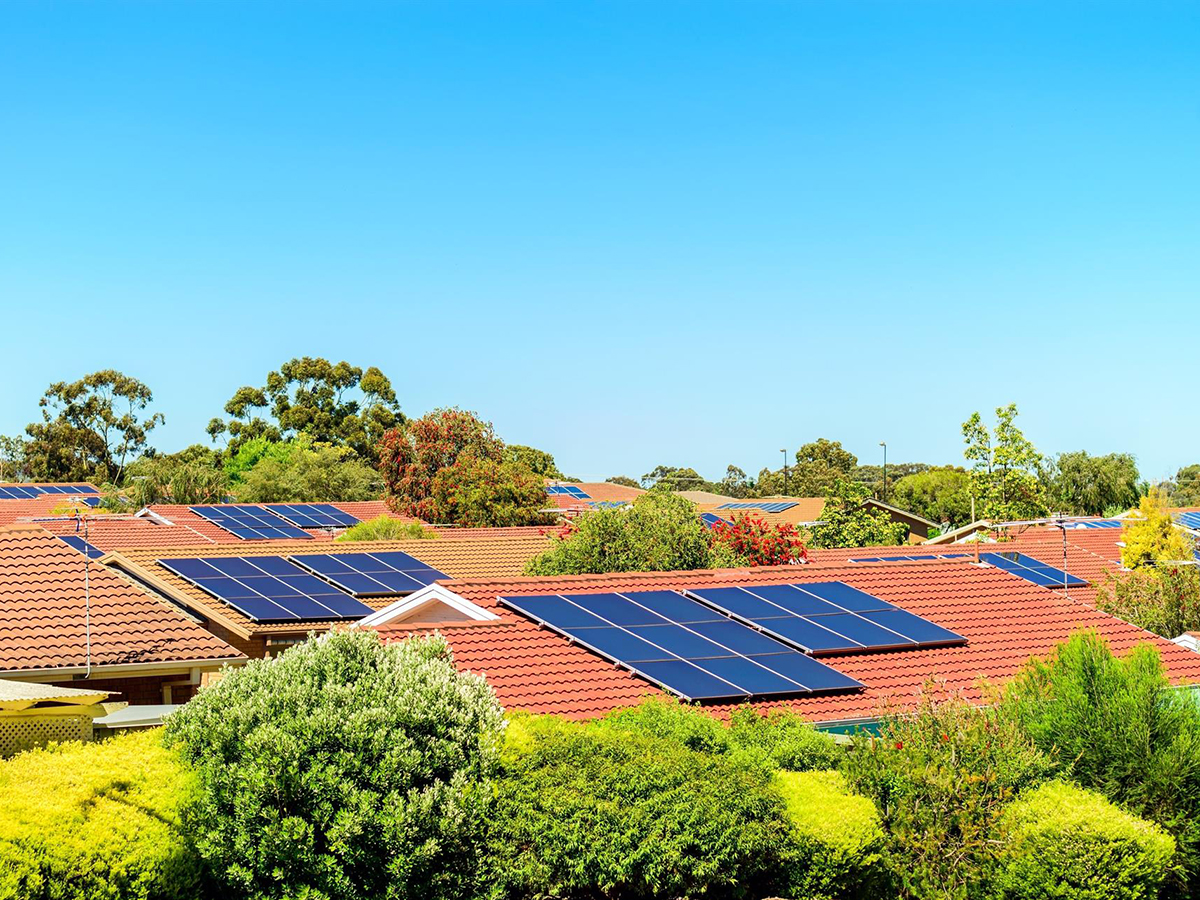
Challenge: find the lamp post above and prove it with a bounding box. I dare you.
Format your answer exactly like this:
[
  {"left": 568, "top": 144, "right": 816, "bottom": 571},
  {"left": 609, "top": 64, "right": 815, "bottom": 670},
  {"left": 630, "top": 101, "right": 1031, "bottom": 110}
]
[
  {"left": 781, "top": 448, "right": 788, "bottom": 497},
  {"left": 879, "top": 442, "right": 887, "bottom": 503}
]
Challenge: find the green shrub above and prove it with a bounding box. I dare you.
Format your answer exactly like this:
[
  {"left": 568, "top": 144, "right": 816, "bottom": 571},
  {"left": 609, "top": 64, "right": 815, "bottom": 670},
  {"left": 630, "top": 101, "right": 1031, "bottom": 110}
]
[
  {"left": 1000, "top": 630, "right": 1200, "bottom": 894},
  {"left": 775, "top": 770, "right": 887, "bottom": 900},
  {"left": 0, "top": 729, "right": 203, "bottom": 900},
  {"left": 842, "top": 692, "right": 1054, "bottom": 900},
  {"left": 484, "top": 714, "right": 791, "bottom": 899},
  {"left": 992, "top": 781, "right": 1175, "bottom": 900},
  {"left": 164, "top": 630, "right": 504, "bottom": 900},
  {"left": 596, "top": 697, "right": 842, "bottom": 770},
  {"left": 336, "top": 514, "right": 437, "bottom": 541}
]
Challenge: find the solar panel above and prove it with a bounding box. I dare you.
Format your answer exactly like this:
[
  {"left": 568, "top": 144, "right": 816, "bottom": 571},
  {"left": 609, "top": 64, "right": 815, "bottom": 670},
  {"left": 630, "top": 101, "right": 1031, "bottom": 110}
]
[
  {"left": 158, "top": 556, "right": 373, "bottom": 621},
  {"left": 189, "top": 506, "right": 314, "bottom": 540},
  {"left": 79, "top": 496, "right": 102, "bottom": 508},
  {"left": 978, "top": 552, "right": 1087, "bottom": 588},
  {"left": 1072, "top": 519, "right": 1124, "bottom": 529},
  {"left": 58, "top": 535, "right": 104, "bottom": 559},
  {"left": 500, "top": 589, "right": 863, "bottom": 701},
  {"left": 1176, "top": 512, "right": 1200, "bottom": 531},
  {"left": 700, "top": 512, "right": 726, "bottom": 529},
  {"left": 263, "top": 504, "right": 360, "bottom": 528},
  {"left": 290, "top": 551, "right": 450, "bottom": 596},
  {"left": 714, "top": 502, "right": 798, "bottom": 513},
  {"left": 850, "top": 553, "right": 970, "bottom": 562},
  {"left": 0, "top": 486, "right": 38, "bottom": 499},
  {"left": 685, "top": 581, "right": 965, "bottom": 654}
]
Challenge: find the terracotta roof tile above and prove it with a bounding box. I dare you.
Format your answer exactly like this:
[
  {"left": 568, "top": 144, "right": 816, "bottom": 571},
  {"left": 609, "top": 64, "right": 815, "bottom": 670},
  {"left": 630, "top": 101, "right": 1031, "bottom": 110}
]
[
  {"left": 373, "top": 559, "right": 1200, "bottom": 723},
  {"left": 0, "top": 524, "right": 243, "bottom": 673}
]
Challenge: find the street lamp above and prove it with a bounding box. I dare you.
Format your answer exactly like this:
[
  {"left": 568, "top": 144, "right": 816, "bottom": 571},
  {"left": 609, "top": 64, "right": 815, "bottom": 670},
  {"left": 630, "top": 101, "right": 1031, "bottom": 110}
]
[
  {"left": 780, "top": 449, "right": 788, "bottom": 497},
  {"left": 879, "top": 442, "right": 887, "bottom": 503}
]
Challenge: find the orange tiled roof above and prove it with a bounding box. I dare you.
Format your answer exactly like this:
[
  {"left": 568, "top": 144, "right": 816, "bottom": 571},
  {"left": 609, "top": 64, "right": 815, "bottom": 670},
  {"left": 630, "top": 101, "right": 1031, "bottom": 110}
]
[
  {"left": 0, "top": 525, "right": 243, "bottom": 673},
  {"left": 108, "top": 533, "right": 552, "bottom": 638},
  {"left": 372, "top": 559, "right": 1200, "bottom": 723},
  {"left": 697, "top": 498, "right": 827, "bottom": 527}
]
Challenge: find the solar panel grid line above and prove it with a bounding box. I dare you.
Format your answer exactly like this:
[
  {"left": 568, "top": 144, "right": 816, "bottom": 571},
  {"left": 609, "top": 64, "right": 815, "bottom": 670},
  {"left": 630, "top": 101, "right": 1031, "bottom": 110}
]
[
  {"left": 264, "top": 503, "right": 360, "bottom": 528},
  {"left": 57, "top": 535, "right": 105, "bottom": 559},
  {"left": 289, "top": 551, "right": 450, "bottom": 597},
  {"left": 190, "top": 505, "right": 315, "bottom": 541}
]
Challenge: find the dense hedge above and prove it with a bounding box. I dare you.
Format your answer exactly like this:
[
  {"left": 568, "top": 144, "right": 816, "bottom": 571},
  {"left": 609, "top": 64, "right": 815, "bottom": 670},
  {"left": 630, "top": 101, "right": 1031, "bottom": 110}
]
[
  {"left": 992, "top": 781, "right": 1176, "bottom": 900},
  {"left": 0, "top": 729, "right": 202, "bottom": 900},
  {"left": 774, "top": 770, "right": 887, "bottom": 900},
  {"left": 485, "top": 714, "right": 791, "bottom": 899},
  {"left": 164, "top": 630, "right": 504, "bottom": 900}
]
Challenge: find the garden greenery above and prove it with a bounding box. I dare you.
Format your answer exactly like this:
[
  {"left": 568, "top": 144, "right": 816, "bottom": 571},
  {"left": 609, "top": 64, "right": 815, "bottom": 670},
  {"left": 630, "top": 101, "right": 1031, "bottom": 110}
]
[{"left": 335, "top": 514, "right": 437, "bottom": 541}]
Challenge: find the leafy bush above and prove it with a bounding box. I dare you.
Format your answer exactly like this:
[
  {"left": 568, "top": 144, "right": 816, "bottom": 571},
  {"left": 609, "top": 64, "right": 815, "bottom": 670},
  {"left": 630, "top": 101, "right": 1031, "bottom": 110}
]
[
  {"left": 526, "top": 490, "right": 724, "bottom": 575},
  {"left": 0, "top": 729, "right": 203, "bottom": 900},
  {"left": 992, "top": 781, "right": 1175, "bottom": 900},
  {"left": 485, "top": 713, "right": 792, "bottom": 900},
  {"left": 774, "top": 770, "right": 887, "bottom": 900},
  {"left": 709, "top": 513, "right": 808, "bottom": 566},
  {"left": 164, "top": 630, "right": 504, "bottom": 900},
  {"left": 336, "top": 514, "right": 437, "bottom": 541},
  {"left": 426, "top": 454, "right": 551, "bottom": 526},
  {"left": 807, "top": 478, "right": 909, "bottom": 549},
  {"left": 1000, "top": 630, "right": 1200, "bottom": 894},
  {"left": 1122, "top": 487, "right": 1194, "bottom": 568},
  {"left": 232, "top": 435, "right": 379, "bottom": 502},
  {"left": 1097, "top": 565, "right": 1200, "bottom": 639},
  {"left": 842, "top": 691, "right": 1054, "bottom": 900}
]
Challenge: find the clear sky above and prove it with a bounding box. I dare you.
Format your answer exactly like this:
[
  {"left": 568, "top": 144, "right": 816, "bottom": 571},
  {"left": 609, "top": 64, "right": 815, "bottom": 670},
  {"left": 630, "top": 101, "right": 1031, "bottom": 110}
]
[{"left": 3, "top": 1, "right": 1197, "bottom": 484}]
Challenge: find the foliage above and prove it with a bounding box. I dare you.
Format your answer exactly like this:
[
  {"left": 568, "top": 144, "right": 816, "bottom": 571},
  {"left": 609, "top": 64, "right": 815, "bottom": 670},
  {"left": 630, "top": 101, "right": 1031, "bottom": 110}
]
[
  {"left": 709, "top": 513, "right": 808, "bottom": 566},
  {"left": 23, "top": 370, "right": 164, "bottom": 484},
  {"left": 504, "top": 444, "right": 561, "bottom": 478},
  {"left": 336, "top": 514, "right": 437, "bottom": 541},
  {"left": 605, "top": 475, "right": 640, "bottom": 489},
  {"left": 854, "top": 462, "right": 931, "bottom": 500},
  {"left": 1122, "top": 487, "right": 1194, "bottom": 568},
  {"left": 719, "top": 464, "right": 756, "bottom": 499},
  {"left": 842, "top": 691, "right": 1054, "bottom": 900},
  {"left": 991, "top": 780, "right": 1175, "bottom": 900},
  {"left": 0, "top": 435, "right": 29, "bottom": 482},
  {"left": 756, "top": 438, "right": 859, "bottom": 497},
  {"left": 123, "top": 444, "right": 228, "bottom": 506},
  {"left": 1044, "top": 450, "right": 1142, "bottom": 517},
  {"left": 0, "top": 729, "right": 204, "bottom": 900},
  {"left": 889, "top": 466, "right": 974, "bottom": 527},
  {"left": 223, "top": 435, "right": 294, "bottom": 485},
  {"left": 774, "top": 770, "right": 887, "bottom": 900},
  {"left": 1097, "top": 565, "right": 1200, "bottom": 639},
  {"left": 426, "top": 455, "right": 551, "bottom": 526},
  {"left": 640, "top": 464, "right": 708, "bottom": 491},
  {"left": 524, "top": 490, "right": 721, "bottom": 575},
  {"left": 1169, "top": 465, "right": 1200, "bottom": 507},
  {"left": 596, "top": 698, "right": 842, "bottom": 771},
  {"left": 164, "top": 631, "right": 504, "bottom": 900},
  {"left": 483, "top": 713, "right": 791, "bottom": 900},
  {"left": 961, "top": 404, "right": 1048, "bottom": 522},
  {"left": 999, "top": 630, "right": 1200, "bottom": 893},
  {"left": 231, "top": 437, "right": 379, "bottom": 503},
  {"left": 211, "top": 357, "right": 402, "bottom": 460},
  {"left": 807, "top": 479, "right": 909, "bottom": 549},
  {"left": 377, "top": 408, "right": 504, "bottom": 520}
]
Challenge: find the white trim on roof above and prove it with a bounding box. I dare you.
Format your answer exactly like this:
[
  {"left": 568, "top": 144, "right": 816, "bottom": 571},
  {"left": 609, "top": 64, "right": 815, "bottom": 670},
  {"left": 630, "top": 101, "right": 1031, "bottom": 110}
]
[
  {"left": 355, "top": 584, "right": 499, "bottom": 629},
  {"left": 133, "top": 507, "right": 175, "bottom": 525}
]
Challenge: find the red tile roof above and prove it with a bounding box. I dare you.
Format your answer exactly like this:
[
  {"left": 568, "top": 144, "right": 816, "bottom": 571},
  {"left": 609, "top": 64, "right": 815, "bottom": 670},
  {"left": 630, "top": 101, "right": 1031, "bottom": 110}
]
[
  {"left": 372, "top": 559, "right": 1200, "bottom": 723},
  {"left": 0, "top": 524, "right": 243, "bottom": 674}
]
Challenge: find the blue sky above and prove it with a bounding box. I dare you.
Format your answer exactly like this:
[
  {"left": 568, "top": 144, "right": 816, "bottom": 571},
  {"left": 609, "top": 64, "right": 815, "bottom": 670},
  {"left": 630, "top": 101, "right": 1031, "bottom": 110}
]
[{"left": 2, "top": 1, "right": 1197, "bottom": 484}]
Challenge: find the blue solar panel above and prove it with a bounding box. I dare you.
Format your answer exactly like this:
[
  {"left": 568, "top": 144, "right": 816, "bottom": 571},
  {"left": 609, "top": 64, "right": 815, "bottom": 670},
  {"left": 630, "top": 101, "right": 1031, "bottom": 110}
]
[
  {"left": 700, "top": 512, "right": 726, "bottom": 529},
  {"left": 263, "top": 504, "right": 360, "bottom": 528},
  {"left": 500, "top": 590, "right": 862, "bottom": 701},
  {"left": 547, "top": 485, "right": 593, "bottom": 499},
  {"left": 57, "top": 535, "right": 104, "bottom": 559},
  {"left": 1176, "top": 512, "right": 1200, "bottom": 531},
  {"left": 1072, "top": 519, "right": 1124, "bottom": 529},
  {"left": 686, "top": 581, "right": 966, "bottom": 655},
  {"left": 290, "top": 551, "right": 449, "bottom": 596},
  {"left": 851, "top": 553, "right": 971, "bottom": 562},
  {"left": 979, "top": 552, "right": 1087, "bottom": 588},
  {"left": 158, "top": 556, "right": 373, "bottom": 621},
  {"left": 190, "top": 506, "right": 314, "bottom": 541},
  {"left": 714, "top": 502, "right": 799, "bottom": 513}
]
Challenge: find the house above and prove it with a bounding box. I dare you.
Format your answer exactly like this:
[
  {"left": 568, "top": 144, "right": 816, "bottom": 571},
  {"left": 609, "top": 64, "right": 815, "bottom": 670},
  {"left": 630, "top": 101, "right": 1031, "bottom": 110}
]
[
  {"left": 100, "top": 533, "right": 553, "bottom": 659},
  {"left": 0, "top": 524, "right": 245, "bottom": 705},
  {"left": 360, "top": 555, "right": 1200, "bottom": 728},
  {"left": 545, "top": 481, "right": 645, "bottom": 512}
]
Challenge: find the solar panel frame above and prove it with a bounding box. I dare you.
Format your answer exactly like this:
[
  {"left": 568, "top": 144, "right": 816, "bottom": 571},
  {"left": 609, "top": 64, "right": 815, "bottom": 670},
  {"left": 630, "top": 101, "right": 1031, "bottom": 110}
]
[
  {"left": 189, "top": 505, "right": 315, "bottom": 541},
  {"left": 57, "top": 535, "right": 104, "bottom": 559},
  {"left": 500, "top": 590, "right": 863, "bottom": 701},
  {"left": 158, "top": 555, "right": 374, "bottom": 622},
  {"left": 263, "top": 503, "right": 360, "bottom": 528},
  {"left": 289, "top": 551, "right": 450, "bottom": 597},
  {"left": 979, "top": 552, "right": 1087, "bottom": 588}
]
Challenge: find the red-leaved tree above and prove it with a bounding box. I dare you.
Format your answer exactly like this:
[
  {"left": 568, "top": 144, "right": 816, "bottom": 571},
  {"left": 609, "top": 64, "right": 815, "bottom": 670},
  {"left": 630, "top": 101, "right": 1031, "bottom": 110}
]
[{"left": 709, "top": 513, "right": 807, "bottom": 567}]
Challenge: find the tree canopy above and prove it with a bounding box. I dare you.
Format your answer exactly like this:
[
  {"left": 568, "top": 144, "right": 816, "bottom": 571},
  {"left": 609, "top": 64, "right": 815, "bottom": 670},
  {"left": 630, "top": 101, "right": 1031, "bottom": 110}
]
[
  {"left": 209, "top": 357, "right": 402, "bottom": 460},
  {"left": 888, "top": 466, "right": 973, "bottom": 527},
  {"left": 961, "top": 404, "right": 1047, "bottom": 522},
  {"left": 1168, "top": 465, "right": 1200, "bottom": 507},
  {"left": 806, "top": 479, "right": 909, "bottom": 549},
  {"left": 23, "top": 370, "right": 164, "bottom": 484},
  {"left": 1044, "top": 450, "right": 1142, "bottom": 516},
  {"left": 1121, "top": 487, "right": 1194, "bottom": 569}
]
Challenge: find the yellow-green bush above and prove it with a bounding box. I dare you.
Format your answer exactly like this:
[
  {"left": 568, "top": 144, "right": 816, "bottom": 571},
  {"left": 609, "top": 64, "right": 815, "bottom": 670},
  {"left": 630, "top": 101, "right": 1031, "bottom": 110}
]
[
  {"left": 0, "top": 729, "right": 203, "bottom": 900},
  {"left": 774, "top": 770, "right": 887, "bottom": 899},
  {"left": 992, "top": 781, "right": 1175, "bottom": 900}
]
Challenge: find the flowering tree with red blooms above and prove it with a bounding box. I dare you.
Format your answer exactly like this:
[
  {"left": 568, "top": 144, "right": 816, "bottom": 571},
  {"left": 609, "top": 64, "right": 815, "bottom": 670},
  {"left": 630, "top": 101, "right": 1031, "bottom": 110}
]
[{"left": 708, "top": 514, "right": 807, "bottom": 567}]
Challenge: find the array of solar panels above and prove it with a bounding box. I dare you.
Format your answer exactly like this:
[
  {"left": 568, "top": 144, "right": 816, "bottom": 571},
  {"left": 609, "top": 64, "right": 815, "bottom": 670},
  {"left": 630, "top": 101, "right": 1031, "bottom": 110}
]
[
  {"left": 715, "top": 502, "right": 798, "bottom": 513},
  {"left": 546, "top": 485, "right": 591, "bottom": 499},
  {"left": 851, "top": 553, "right": 970, "bottom": 562},
  {"left": 0, "top": 484, "right": 98, "bottom": 500},
  {"left": 1071, "top": 519, "right": 1124, "bottom": 529},
  {"left": 190, "top": 504, "right": 362, "bottom": 540},
  {"left": 980, "top": 552, "right": 1087, "bottom": 587},
  {"left": 57, "top": 535, "right": 104, "bottom": 559},
  {"left": 158, "top": 550, "right": 449, "bottom": 622},
  {"left": 700, "top": 512, "right": 726, "bottom": 529},
  {"left": 1176, "top": 512, "right": 1200, "bottom": 531}
]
